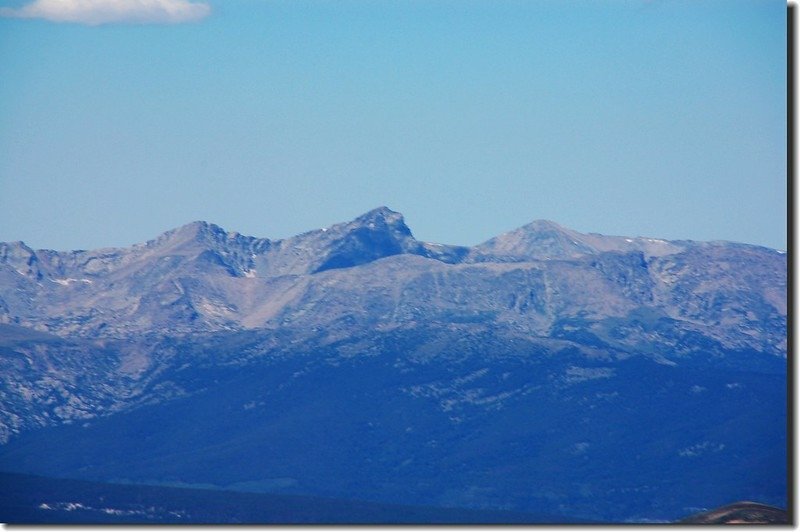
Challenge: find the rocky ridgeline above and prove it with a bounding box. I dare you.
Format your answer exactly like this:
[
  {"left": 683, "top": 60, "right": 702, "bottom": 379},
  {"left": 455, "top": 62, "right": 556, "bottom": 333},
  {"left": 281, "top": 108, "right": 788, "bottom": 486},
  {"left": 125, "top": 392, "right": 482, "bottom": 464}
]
[
  {"left": 0, "top": 208, "right": 786, "bottom": 441},
  {"left": 0, "top": 207, "right": 786, "bottom": 350},
  {"left": 0, "top": 208, "right": 788, "bottom": 522}
]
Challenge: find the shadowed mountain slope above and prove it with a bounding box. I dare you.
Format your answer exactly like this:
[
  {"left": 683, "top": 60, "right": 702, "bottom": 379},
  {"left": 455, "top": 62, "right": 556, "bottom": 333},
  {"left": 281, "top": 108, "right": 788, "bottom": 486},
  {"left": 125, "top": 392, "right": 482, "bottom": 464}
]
[
  {"left": 0, "top": 208, "right": 785, "bottom": 349},
  {"left": 0, "top": 208, "right": 787, "bottom": 523}
]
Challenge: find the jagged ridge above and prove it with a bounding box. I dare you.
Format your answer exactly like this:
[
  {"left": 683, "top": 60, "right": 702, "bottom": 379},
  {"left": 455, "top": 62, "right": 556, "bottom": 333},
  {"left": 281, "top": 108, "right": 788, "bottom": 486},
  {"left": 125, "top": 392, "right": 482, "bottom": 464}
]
[
  {"left": 0, "top": 208, "right": 788, "bottom": 523},
  {"left": 0, "top": 207, "right": 786, "bottom": 351}
]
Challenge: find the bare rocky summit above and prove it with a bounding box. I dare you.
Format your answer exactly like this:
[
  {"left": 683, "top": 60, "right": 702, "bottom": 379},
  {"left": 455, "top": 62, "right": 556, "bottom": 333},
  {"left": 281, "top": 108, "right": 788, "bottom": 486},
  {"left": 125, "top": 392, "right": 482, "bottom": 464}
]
[
  {"left": 0, "top": 206, "right": 785, "bottom": 348},
  {"left": 0, "top": 207, "right": 788, "bottom": 523}
]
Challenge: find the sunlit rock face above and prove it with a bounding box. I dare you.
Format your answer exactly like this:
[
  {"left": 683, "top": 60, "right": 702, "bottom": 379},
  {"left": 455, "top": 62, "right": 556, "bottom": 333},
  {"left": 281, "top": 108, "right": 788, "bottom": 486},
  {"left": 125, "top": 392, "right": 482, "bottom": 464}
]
[{"left": 0, "top": 208, "right": 787, "bottom": 523}]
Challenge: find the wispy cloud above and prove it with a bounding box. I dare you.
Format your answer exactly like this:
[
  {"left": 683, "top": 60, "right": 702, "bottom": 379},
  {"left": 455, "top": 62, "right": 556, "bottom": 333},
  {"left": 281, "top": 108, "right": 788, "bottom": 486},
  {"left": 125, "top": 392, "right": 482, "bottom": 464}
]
[{"left": 0, "top": 0, "right": 211, "bottom": 25}]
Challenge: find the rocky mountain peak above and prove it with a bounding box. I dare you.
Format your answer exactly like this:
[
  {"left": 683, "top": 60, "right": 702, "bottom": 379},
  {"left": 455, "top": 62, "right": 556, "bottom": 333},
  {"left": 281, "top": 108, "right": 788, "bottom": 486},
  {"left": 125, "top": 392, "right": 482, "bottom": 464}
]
[
  {"left": 524, "top": 219, "right": 568, "bottom": 231},
  {"left": 309, "top": 207, "right": 419, "bottom": 273},
  {"left": 0, "top": 241, "right": 41, "bottom": 279},
  {"left": 153, "top": 221, "right": 227, "bottom": 249},
  {"left": 0, "top": 211, "right": 787, "bottom": 524},
  {"left": 473, "top": 218, "right": 597, "bottom": 260},
  {"left": 351, "top": 206, "right": 412, "bottom": 236}
]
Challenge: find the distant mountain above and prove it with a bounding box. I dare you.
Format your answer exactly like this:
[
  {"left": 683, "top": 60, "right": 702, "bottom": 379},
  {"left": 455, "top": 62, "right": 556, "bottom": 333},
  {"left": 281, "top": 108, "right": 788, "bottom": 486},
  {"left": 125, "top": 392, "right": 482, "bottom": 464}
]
[
  {"left": 0, "top": 208, "right": 787, "bottom": 523},
  {"left": 0, "top": 207, "right": 784, "bottom": 347},
  {"left": 471, "top": 219, "right": 685, "bottom": 260}
]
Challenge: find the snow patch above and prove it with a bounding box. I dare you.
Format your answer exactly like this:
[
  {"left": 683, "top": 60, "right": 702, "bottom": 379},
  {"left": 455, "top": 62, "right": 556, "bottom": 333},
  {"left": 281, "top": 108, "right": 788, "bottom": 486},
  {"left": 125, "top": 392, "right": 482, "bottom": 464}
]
[
  {"left": 64, "top": 502, "right": 87, "bottom": 511},
  {"left": 197, "top": 299, "right": 236, "bottom": 318},
  {"left": 52, "top": 278, "right": 93, "bottom": 286},
  {"left": 678, "top": 441, "right": 725, "bottom": 457}
]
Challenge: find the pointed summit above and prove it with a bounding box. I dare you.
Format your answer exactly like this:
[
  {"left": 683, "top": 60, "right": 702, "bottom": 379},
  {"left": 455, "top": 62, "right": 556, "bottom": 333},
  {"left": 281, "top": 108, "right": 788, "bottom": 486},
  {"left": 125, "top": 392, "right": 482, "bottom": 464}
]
[
  {"left": 356, "top": 205, "right": 400, "bottom": 219},
  {"left": 524, "top": 219, "right": 568, "bottom": 232},
  {"left": 471, "top": 218, "right": 688, "bottom": 262},
  {"left": 0, "top": 240, "right": 41, "bottom": 279},
  {"left": 311, "top": 207, "right": 417, "bottom": 273},
  {"left": 473, "top": 218, "right": 597, "bottom": 260},
  {"left": 155, "top": 220, "right": 225, "bottom": 245},
  {"left": 352, "top": 207, "right": 412, "bottom": 237},
  {"left": 141, "top": 222, "right": 268, "bottom": 277}
]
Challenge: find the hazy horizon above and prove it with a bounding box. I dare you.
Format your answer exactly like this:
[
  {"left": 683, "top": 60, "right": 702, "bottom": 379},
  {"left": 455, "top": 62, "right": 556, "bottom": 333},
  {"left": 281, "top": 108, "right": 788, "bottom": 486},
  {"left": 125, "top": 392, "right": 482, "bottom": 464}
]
[
  {"left": 0, "top": 205, "right": 791, "bottom": 253},
  {"left": 0, "top": 0, "right": 787, "bottom": 251}
]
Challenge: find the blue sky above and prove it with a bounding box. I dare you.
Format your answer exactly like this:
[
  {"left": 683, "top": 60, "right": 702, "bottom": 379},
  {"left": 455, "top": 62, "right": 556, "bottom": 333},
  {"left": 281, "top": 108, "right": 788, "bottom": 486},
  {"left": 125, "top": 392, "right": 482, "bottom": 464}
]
[{"left": 0, "top": 0, "right": 787, "bottom": 251}]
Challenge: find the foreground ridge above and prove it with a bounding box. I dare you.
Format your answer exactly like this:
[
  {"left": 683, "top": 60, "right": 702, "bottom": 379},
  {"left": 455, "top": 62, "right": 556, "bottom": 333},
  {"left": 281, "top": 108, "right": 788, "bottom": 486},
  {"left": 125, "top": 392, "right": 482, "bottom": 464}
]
[{"left": 679, "top": 501, "right": 789, "bottom": 524}]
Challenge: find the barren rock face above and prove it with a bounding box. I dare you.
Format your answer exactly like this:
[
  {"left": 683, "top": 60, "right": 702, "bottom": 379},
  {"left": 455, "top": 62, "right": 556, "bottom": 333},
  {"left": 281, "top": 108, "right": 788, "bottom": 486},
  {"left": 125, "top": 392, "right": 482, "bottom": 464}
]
[
  {"left": 0, "top": 208, "right": 787, "bottom": 522},
  {"left": 0, "top": 207, "right": 786, "bottom": 350}
]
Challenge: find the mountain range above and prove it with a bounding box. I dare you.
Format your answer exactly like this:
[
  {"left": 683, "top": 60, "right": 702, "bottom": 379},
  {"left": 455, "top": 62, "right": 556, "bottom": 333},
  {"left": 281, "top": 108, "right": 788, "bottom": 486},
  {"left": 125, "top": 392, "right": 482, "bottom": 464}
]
[{"left": 0, "top": 207, "right": 788, "bottom": 523}]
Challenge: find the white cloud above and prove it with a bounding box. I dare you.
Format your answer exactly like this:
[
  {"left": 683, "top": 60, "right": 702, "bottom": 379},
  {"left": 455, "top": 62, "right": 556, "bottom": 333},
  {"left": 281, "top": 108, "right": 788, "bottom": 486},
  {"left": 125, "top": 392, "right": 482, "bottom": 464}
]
[{"left": 0, "top": 0, "right": 211, "bottom": 25}]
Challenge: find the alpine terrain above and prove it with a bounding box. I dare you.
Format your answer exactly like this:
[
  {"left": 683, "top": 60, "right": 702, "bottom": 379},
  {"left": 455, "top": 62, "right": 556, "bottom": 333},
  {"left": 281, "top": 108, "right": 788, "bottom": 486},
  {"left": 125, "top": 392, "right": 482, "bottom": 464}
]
[{"left": 0, "top": 207, "right": 788, "bottom": 523}]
